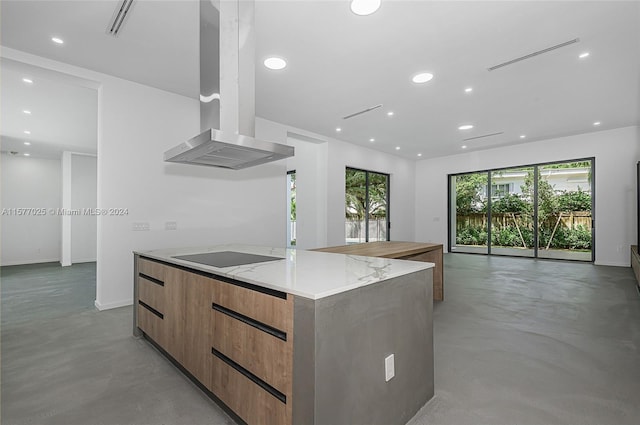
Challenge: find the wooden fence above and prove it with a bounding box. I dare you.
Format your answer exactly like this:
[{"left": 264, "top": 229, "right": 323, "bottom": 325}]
[
  {"left": 457, "top": 211, "right": 591, "bottom": 230},
  {"left": 345, "top": 219, "right": 387, "bottom": 242}
]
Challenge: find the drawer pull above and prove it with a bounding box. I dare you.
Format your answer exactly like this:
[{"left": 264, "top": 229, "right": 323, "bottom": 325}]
[
  {"left": 140, "top": 256, "right": 286, "bottom": 299},
  {"left": 212, "top": 303, "right": 286, "bottom": 341},
  {"left": 139, "top": 300, "right": 164, "bottom": 319},
  {"left": 212, "top": 348, "right": 286, "bottom": 404},
  {"left": 139, "top": 273, "right": 164, "bottom": 286}
]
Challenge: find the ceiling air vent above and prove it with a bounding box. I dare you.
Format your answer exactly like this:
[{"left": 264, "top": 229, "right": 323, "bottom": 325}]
[
  {"left": 108, "top": 0, "right": 134, "bottom": 36},
  {"left": 342, "top": 104, "right": 383, "bottom": 120},
  {"left": 463, "top": 132, "right": 504, "bottom": 142},
  {"left": 488, "top": 38, "right": 580, "bottom": 71}
]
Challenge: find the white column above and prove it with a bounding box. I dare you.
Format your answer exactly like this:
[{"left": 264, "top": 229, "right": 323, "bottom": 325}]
[{"left": 60, "top": 151, "right": 72, "bottom": 266}]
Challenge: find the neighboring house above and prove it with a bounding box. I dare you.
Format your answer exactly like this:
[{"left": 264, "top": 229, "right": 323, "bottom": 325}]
[{"left": 485, "top": 167, "right": 591, "bottom": 198}]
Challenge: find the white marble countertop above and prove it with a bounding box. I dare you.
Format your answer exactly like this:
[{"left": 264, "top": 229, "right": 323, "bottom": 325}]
[{"left": 135, "top": 244, "right": 433, "bottom": 300}]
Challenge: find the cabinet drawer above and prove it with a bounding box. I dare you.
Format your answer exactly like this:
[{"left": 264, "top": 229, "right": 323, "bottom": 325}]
[
  {"left": 138, "top": 257, "right": 166, "bottom": 283},
  {"left": 138, "top": 276, "right": 164, "bottom": 313},
  {"left": 137, "top": 303, "right": 166, "bottom": 347},
  {"left": 212, "top": 279, "right": 293, "bottom": 334},
  {"left": 210, "top": 353, "right": 290, "bottom": 425},
  {"left": 212, "top": 308, "right": 292, "bottom": 395}
]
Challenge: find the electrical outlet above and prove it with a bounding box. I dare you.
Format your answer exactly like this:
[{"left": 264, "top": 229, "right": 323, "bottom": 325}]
[
  {"left": 385, "top": 354, "right": 395, "bottom": 382},
  {"left": 165, "top": 221, "right": 177, "bottom": 231},
  {"left": 132, "top": 222, "right": 150, "bottom": 231}
]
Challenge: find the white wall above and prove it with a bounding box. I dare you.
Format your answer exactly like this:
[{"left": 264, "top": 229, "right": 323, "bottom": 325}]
[
  {"left": 95, "top": 66, "right": 287, "bottom": 309},
  {"left": 71, "top": 154, "right": 97, "bottom": 263},
  {"left": 326, "top": 139, "right": 417, "bottom": 246},
  {"left": 415, "top": 126, "right": 640, "bottom": 267},
  {"left": 3, "top": 48, "right": 288, "bottom": 310},
  {"left": 0, "top": 154, "right": 61, "bottom": 265},
  {"left": 260, "top": 118, "right": 417, "bottom": 248},
  {"left": 285, "top": 136, "right": 328, "bottom": 249}
]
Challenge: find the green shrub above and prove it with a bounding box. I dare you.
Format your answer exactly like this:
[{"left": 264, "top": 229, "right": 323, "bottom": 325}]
[
  {"left": 491, "top": 225, "right": 534, "bottom": 248},
  {"left": 491, "top": 194, "right": 530, "bottom": 214},
  {"left": 557, "top": 189, "right": 591, "bottom": 212},
  {"left": 456, "top": 226, "right": 488, "bottom": 246},
  {"left": 539, "top": 225, "right": 591, "bottom": 250},
  {"left": 492, "top": 227, "right": 519, "bottom": 246}
]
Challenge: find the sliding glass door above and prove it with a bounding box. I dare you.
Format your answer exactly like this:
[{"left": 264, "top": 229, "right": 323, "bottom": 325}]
[
  {"left": 450, "top": 172, "right": 488, "bottom": 254},
  {"left": 449, "top": 158, "right": 594, "bottom": 262},
  {"left": 490, "top": 167, "right": 535, "bottom": 257},
  {"left": 537, "top": 160, "right": 593, "bottom": 261},
  {"left": 345, "top": 168, "right": 389, "bottom": 244}
]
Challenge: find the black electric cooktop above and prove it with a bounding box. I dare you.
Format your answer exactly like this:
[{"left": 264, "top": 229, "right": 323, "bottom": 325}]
[{"left": 172, "top": 251, "right": 284, "bottom": 268}]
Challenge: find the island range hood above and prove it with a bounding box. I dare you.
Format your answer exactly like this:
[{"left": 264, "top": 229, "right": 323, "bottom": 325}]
[{"left": 164, "top": 0, "right": 294, "bottom": 170}]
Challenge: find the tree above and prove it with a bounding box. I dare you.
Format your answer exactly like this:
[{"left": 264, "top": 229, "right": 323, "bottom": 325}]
[
  {"left": 345, "top": 169, "right": 387, "bottom": 219},
  {"left": 289, "top": 172, "right": 296, "bottom": 221},
  {"left": 521, "top": 171, "right": 558, "bottom": 223},
  {"left": 345, "top": 169, "right": 367, "bottom": 220},
  {"left": 455, "top": 173, "right": 487, "bottom": 214}
]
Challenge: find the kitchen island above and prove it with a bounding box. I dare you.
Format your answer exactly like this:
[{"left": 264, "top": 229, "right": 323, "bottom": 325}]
[
  {"left": 134, "top": 245, "right": 434, "bottom": 425},
  {"left": 312, "top": 241, "right": 444, "bottom": 301}
]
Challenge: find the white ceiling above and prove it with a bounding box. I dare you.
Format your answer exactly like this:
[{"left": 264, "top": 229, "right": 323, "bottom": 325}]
[
  {"left": 1, "top": 0, "right": 639, "bottom": 160},
  {"left": 0, "top": 58, "right": 98, "bottom": 159}
]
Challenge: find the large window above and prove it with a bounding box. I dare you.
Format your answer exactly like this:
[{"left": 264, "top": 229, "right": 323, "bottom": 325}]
[
  {"left": 449, "top": 158, "right": 594, "bottom": 261},
  {"left": 345, "top": 167, "right": 389, "bottom": 244},
  {"left": 286, "top": 170, "right": 296, "bottom": 247}
]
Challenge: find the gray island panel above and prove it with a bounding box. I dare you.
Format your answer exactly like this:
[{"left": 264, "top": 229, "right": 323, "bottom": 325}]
[{"left": 294, "top": 268, "right": 434, "bottom": 425}]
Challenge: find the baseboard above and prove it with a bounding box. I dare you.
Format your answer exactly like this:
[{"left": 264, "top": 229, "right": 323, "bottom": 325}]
[
  {"left": 72, "top": 258, "right": 97, "bottom": 264},
  {"left": 95, "top": 298, "right": 133, "bottom": 311},
  {"left": 594, "top": 260, "right": 630, "bottom": 267},
  {"left": 1, "top": 258, "right": 60, "bottom": 266}
]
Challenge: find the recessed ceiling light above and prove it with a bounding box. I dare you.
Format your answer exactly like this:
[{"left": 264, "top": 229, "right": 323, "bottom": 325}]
[
  {"left": 24, "top": 153, "right": 31, "bottom": 157},
  {"left": 387, "top": 111, "right": 394, "bottom": 116},
  {"left": 350, "top": 0, "right": 381, "bottom": 16},
  {"left": 519, "top": 134, "right": 526, "bottom": 139},
  {"left": 51, "top": 37, "right": 64, "bottom": 44},
  {"left": 461, "top": 145, "right": 468, "bottom": 149},
  {"left": 593, "top": 121, "right": 601, "bottom": 126},
  {"left": 24, "top": 130, "right": 31, "bottom": 135},
  {"left": 458, "top": 124, "right": 474, "bottom": 130},
  {"left": 417, "top": 153, "right": 422, "bottom": 157},
  {"left": 23, "top": 110, "right": 32, "bottom": 115},
  {"left": 22, "top": 78, "right": 33, "bottom": 84},
  {"left": 412, "top": 72, "right": 434, "bottom": 84},
  {"left": 395, "top": 146, "right": 400, "bottom": 150},
  {"left": 579, "top": 52, "right": 590, "bottom": 59},
  {"left": 464, "top": 87, "right": 473, "bottom": 93},
  {"left": 24, "top": 142, "right": 31, "bottom": 146},
  {"left": 336, "top": 127, "right": 342, "bottom": 132},
  {"left": 369, "top": 138, "right": 375, "bottom": 142},
  {"left": 264, "top": 57, "right": 287, "bottom": 70}
]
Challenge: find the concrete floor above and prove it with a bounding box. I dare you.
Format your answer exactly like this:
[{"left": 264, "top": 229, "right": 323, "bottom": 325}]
[{"left": 2, "top": 255, "right": 639, "bottom": 425}]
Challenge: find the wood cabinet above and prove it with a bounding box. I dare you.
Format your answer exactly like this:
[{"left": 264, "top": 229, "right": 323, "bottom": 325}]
[
  {"left": 210, "top": 354, "right": 289, "bottom": 425},
  {"left": 136, "top": 258, "right": 168, "bottom": 347},
  {"left": 183, "top": 273, "right": 215, "bottom": 385},
  {"left": 398, "top": 249, "right": 444, "bottom": 301},
  {"left": 134, "top": 256, "right": 293, "bottom": 425}
]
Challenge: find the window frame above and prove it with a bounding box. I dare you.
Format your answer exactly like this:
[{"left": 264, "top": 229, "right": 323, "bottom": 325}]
[{"left": 447, "top": 157, "right": 595, "bottom": 262}]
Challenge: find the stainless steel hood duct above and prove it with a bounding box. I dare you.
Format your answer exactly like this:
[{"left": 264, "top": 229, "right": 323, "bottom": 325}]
[{"left": 164, "top": 0, "right": 294, "bottom": 170}]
